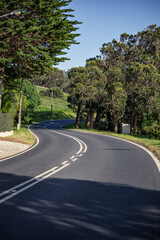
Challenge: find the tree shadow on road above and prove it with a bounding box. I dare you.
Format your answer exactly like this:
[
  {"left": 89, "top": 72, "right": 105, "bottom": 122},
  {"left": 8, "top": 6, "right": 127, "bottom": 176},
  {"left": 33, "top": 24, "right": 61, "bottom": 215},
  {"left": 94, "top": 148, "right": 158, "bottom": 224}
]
[{"left": 0, "top": 173, "right": 160, "bottom": 240}]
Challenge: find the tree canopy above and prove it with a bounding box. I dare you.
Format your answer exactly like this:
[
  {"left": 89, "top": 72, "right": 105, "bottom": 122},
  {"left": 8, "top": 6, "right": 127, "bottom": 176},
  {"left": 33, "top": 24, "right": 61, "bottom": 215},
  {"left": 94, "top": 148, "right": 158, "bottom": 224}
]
[
  {"left": 68, "top": 24, "right": 160, "bottom": 137},
  {"left": 0, "top": 0, "right": 81, "bottom": 109}
]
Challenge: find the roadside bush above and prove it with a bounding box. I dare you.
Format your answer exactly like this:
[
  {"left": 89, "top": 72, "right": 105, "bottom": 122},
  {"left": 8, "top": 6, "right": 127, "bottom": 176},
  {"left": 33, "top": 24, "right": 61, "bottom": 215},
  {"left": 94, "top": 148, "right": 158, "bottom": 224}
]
[
  {"left": 142, "top": 125, "right": 160, "bottom": 139},
  {"left": 2, "top": 89, "right": 19, "bottom": 123},
  {"left": 22, "top": 80, "right": 41, "bottom": 124}
]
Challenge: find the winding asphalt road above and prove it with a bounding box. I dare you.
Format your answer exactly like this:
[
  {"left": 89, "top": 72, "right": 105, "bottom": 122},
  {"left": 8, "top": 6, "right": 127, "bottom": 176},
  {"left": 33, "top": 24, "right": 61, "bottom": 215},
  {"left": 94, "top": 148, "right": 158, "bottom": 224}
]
[{"left": 0, "top": 120, "right": 160, "bottom": 240}]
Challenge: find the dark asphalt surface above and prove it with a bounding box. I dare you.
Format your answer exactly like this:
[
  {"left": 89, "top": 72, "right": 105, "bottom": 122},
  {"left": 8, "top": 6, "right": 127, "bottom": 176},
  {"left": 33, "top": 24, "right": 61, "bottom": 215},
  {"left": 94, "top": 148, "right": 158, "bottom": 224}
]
[{"left": 0, "top": 120, "right": 160, "bottom": 240}]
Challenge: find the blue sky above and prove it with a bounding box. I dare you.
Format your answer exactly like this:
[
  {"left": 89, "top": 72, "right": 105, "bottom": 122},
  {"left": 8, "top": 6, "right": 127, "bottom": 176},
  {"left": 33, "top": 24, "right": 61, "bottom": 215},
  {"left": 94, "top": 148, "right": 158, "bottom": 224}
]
[{"left": 58, "top": 0, "right": 160, "bottom": 71}]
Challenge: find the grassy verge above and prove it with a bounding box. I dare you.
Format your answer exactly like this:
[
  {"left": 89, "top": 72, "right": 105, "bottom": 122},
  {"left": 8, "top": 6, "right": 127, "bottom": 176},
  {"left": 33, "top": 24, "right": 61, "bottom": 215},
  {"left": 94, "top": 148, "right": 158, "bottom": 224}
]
[
  {"left": 0, "top": 126, "right": 36, "bottom": 145},
  {"left": 64, "top": 123, "right": 160, "bottom": 160}
]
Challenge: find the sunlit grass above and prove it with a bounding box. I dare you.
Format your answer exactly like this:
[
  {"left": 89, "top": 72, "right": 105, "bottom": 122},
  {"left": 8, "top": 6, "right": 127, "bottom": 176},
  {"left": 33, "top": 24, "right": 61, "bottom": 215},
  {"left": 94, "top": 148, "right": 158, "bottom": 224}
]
[
  {"left": 33, "top": 94, "right": 76, "bottom": 122},
  {"left": 1, "top": 126, "right": 36, "bottom": 145}
]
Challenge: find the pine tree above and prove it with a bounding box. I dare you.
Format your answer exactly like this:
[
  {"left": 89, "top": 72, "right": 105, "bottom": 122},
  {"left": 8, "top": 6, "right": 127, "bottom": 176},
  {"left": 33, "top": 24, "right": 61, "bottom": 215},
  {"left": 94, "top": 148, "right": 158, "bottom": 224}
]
[{"left": 0, "top": 0, "right": 81, "bottom": 110}]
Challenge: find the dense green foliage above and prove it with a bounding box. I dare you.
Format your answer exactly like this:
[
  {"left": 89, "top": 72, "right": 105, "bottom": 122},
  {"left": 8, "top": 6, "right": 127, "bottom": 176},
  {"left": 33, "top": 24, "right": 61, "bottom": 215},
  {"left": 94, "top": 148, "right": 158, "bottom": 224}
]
[
  {"left": 22, "top": 80, "right": 41, "bottom": 123},
  {"left": 0, "top": 0, "right": 81, "bottom": 113},
  {"left": 67, "top": 24, "right": 160, "bottom": 138},
  {"left": 32, "top": 68, "right": 70, "bottom": 92},
  {"left": 2, "top": 88, "right": 19, "bottom": 120},
  {"left": 2, "top": 79, "right": 41, "bottom": 124},
  {"left": 1, "top": 3, "right": 159, "bottom": 142},
  {"left": 39, "top": 87, "right": 64, "bottom": 98}
]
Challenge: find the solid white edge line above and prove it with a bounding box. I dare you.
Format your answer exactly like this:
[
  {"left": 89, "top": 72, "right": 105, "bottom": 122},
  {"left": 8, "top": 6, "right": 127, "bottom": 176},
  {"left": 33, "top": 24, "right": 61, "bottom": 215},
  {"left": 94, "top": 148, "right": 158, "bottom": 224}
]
[
  {"left": 71, "top": 130, "right": 160, "bottom": 173},
  {"left": 0, "top": 125, "right": 39, "bottom": 163},
  {"left": 108, "top": 135, "right": 160, "bottom": 173}
]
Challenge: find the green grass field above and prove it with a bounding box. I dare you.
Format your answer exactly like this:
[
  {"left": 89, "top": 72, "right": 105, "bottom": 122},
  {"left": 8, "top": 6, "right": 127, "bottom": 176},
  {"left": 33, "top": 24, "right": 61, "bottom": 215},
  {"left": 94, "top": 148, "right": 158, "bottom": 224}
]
[{"left": 33, "top": 92, "right": 76, "bottom": 122}]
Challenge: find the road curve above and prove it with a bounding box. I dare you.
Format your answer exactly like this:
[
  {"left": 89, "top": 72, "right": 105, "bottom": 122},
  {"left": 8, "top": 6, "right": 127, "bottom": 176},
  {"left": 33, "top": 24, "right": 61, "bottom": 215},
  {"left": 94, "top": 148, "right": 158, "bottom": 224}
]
[{"left": 0, "top": 120, "right": 160, "bottom": 240}]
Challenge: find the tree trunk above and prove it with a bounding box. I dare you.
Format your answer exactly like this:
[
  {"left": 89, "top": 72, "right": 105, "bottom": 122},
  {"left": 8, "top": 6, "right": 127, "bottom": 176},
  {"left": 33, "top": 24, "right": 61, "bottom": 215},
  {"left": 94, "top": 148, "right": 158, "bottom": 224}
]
[
  {"left": 113, "top": 112, "right": 118, "bottom": 133},
  {"left": 86, "top": 114, "right": 91, "bottom": 129},
  {"left": 75, "top": 102, "right": 81, "bottom": 129},
  {"left": 0, "top": 76, "right": 3, "bottom": 111},
  {"left": 133, "top": 115, "right": 137, "bottom": 134},
  {"left": 51, "top": 90, "right": 53, "bottom": 118},
  {"left": 106, "top": 110, "right": 113, "bottom": 131},
  {"left": 137, "top": 113, "right": 143, "bottom": 134},
  {"left": 130, "top": 114, "right": 137, "bottom": 134},
  {"left": 17, "top": 79, "right": 23, "bottom": 130},
  {"left": 111, "top": 103, "right": 118, "bottom": 133},
  {"left": 0, "top": 65, "right": 4, "bottom": 111},
  {"left": 130, "top": 115, "right": 134, "bottom": 134},
  {"left": 94, "top": 108, "right": 102, "bottom": 130},
  {"left": 90, "top": 111, "right": 94, "bottom": 129},
  {"left": 86, "top": 107, "right": 94, "bottom": 129}
]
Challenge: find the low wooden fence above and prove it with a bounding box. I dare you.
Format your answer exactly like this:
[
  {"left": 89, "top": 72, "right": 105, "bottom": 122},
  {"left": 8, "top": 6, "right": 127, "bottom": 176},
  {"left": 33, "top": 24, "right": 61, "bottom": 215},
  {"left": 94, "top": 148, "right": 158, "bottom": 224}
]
[{"left": 0, "top": 113, "right": 13, "bottom": 132}]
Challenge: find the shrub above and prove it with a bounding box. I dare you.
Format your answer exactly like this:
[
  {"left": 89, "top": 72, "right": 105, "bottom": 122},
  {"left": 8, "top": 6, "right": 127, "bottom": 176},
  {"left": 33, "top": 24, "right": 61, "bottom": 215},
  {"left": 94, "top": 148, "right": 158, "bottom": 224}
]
[
  {"left": 22, "top": 80, "right": 41, "bottom": 124},
  {"left": 142, "top": 125, "right": 160, "bottom": 139},
  {"left": 2, "top": 89, "right": 19, "bottom": 124}
]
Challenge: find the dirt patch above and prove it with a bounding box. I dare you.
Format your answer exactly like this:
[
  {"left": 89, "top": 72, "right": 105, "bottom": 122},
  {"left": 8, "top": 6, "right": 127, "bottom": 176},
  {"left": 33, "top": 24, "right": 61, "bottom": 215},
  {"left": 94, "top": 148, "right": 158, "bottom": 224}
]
[{"left": 0, "top": 140, "right": 30, "bottom": 159}]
